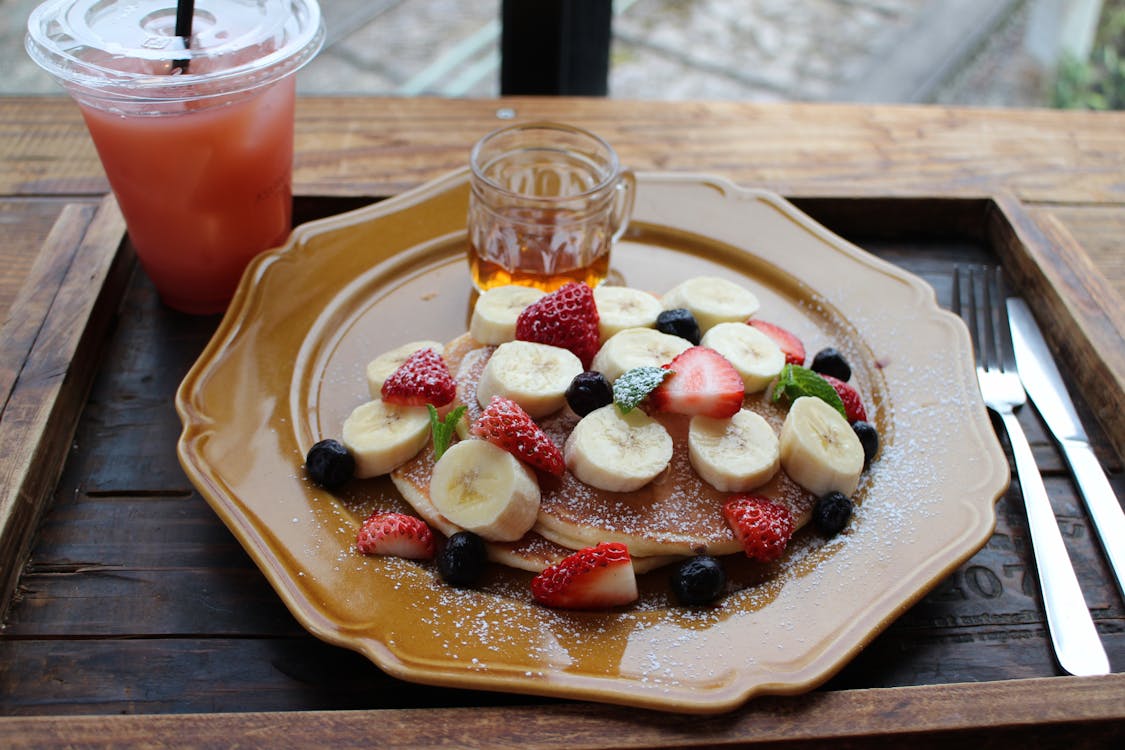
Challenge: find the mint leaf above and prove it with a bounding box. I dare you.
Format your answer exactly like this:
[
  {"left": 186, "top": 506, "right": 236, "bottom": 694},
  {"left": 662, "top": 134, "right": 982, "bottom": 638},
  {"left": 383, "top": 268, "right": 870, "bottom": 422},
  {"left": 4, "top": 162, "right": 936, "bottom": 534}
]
[
  {"left": 771, "top": 364, "right": 846, "bottom": 419},
  {"left": 428, "top": 404, "right": 466, "bottom": 461},
  {"left": 613, "top": 366, "right": 673, "bottom": 413}
]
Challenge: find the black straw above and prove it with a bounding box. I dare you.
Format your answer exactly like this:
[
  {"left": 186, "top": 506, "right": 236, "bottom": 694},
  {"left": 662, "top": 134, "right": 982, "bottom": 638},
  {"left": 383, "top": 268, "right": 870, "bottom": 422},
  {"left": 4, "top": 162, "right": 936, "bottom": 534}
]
[{"left": 172, "top": 0, "right": 195, "bottom": 73}]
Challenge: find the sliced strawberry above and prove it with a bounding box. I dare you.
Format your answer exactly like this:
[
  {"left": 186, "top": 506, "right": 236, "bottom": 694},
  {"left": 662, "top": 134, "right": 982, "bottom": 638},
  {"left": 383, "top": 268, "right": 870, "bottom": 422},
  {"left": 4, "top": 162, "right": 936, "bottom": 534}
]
[
  {"left": 821, "top": 374, "right": 867, "bottom": 423},
  {"left": 748, "top": 319, "right": 805, "bottom": 366},
  {"left": 722, "top": 495, "right": 793, "bottom": 562},
  {"left": 381, "top": 348, "right": 456, "bottom": 407},
  {"left": 531, "top": 542, "right": 638, "bottom": 609},
  {"left": 648, "top": 347, "right": 744, "bottom": 418},
  {"left": 356, "top": 512, "right": 435, "bottom": 560},
  {"left": 471, "top": 396, "right": 565, "bottom": 476},
  {"left": 515, "top": 282, "right": 600, "bottom": 368}
]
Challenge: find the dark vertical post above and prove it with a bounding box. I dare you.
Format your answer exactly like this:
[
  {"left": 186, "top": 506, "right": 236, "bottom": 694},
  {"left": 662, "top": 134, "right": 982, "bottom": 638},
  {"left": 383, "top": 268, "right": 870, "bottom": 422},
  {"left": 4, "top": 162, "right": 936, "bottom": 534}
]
[{"left": 501, "top": 0, "right": 612, "bottom": 95}]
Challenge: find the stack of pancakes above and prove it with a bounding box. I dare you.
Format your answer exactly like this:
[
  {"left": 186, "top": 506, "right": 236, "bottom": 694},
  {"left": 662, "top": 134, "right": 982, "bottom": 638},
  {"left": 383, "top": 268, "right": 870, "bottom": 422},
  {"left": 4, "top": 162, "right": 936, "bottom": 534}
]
[{"left": 391, "top": 333, "right": 817, "bottom": 573}]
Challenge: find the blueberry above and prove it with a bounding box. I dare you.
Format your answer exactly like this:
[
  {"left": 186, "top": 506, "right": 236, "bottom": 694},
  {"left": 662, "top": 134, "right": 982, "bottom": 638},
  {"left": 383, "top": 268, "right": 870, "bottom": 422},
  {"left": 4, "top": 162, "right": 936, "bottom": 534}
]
[
  {"left": 814, "top": 491, "right": 853, "bottom": 536},
  {"left": 305, "top": 439, "right": 355, "bottom": 490},
  {"left": 671, "top": 555, "right": 727, "bottom": 606},
  {"left": 566, "top": 371, "right": 614, "bottom": 416},
  {"left": 810, "top": 347, "right": 852, "bottom": 381},
  {"left": 656, "top": 308, "right": 701, "bottom": 345},
  {"left": 438, "top": 531, "right": 487, "bottom": 587},
  {"left": 852, "top": 420, "right": 879, "bottom": 468}
]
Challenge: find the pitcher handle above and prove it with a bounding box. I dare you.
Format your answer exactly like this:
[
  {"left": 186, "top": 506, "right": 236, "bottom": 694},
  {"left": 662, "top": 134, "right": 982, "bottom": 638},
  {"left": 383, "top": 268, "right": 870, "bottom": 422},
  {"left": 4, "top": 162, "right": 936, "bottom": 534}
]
[{"left": 609, "top": 169, "right": 636, "bottom": 243}]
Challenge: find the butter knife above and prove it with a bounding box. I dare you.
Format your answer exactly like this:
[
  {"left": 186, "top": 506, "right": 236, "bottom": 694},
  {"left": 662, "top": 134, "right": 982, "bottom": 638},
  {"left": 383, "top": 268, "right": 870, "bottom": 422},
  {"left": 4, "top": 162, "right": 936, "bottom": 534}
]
[{"left": 1007, "top": 297, "right": 1125, "bottom": 600}]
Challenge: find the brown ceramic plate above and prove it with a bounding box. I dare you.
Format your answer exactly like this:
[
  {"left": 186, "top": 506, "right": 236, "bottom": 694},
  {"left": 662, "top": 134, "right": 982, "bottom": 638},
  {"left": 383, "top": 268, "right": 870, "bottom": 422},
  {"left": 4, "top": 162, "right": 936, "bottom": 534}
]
[{"left": 176, "top": 171, "right": 1008, "bottom": 713}]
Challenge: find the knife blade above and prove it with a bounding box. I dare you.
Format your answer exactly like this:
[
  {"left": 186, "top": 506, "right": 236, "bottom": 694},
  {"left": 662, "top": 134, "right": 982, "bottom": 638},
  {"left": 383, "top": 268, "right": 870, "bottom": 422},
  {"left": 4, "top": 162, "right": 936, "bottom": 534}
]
[{"left": 1007, "top": 297, "right": 1125, "bottom": 601}]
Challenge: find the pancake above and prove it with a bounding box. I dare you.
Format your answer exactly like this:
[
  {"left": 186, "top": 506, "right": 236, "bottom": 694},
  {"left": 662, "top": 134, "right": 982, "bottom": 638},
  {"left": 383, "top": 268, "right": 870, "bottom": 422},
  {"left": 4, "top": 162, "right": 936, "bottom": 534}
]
[
  {"left": 392, "top": 449, "right": 677, "bottom": 574},
  {"left": 390, "top": 332, "right": 818, "bottom": 570}
]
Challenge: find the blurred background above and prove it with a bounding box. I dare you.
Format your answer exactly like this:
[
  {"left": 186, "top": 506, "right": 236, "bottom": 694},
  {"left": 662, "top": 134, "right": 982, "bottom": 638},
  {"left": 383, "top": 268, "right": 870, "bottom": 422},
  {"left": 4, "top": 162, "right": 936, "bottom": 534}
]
[{"left": 3, "top": 0, "right": 1122, "bottom": 109}]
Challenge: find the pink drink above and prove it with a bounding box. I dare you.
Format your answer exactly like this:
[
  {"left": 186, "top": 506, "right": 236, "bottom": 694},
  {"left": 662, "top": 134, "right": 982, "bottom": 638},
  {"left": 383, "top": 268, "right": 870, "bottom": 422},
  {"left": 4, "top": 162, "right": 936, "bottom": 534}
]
[
  {"left": 79, "top": 79, "right": 296, "bottom": 314},
  {"left": 27, "top": 0, "right": 324, "bottom": 314}
]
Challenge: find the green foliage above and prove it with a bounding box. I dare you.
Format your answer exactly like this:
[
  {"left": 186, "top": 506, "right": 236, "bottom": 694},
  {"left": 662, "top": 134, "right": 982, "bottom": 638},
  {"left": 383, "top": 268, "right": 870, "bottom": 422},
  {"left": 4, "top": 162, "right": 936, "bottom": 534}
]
[{"left": 1053, "top": 1, "right": 1125, "bottom": 110}]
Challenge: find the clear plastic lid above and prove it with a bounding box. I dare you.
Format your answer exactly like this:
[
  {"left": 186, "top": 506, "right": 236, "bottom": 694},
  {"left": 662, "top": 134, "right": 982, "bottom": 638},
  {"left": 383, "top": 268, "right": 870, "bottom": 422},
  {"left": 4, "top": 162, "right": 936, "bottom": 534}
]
[{"left": 26, "top": 0, "right": 324, "bottom": 101}]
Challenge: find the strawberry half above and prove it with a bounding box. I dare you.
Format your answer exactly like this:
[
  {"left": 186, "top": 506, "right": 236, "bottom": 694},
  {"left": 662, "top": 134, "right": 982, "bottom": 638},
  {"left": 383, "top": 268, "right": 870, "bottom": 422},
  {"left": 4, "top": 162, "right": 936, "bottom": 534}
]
[
  {"left": 531, "top": 542, "right": 638, "bottom": 609},
  {"left": 722, "top": 495, "right": 794, "bottom": 562},
  {"left": 748, "top": 319, "right": 806, "bottom": 366},
  {"left": 821, "top": 374, "right": 867, "bottom": 423},
  {"left": 648, "top": 346, "right": 744, "bottom": 418},
  {"left": 356, "top": 512, "right": 435, "bottom": 560},
  {"left": 381, "top": 348, "right": 456, "bottom": 407},
  {"left": 471, "top": 396, "right": 565, "bottom": 476},
  {"left": 515, "top": 282, "right": 600, "bottom": 368}
]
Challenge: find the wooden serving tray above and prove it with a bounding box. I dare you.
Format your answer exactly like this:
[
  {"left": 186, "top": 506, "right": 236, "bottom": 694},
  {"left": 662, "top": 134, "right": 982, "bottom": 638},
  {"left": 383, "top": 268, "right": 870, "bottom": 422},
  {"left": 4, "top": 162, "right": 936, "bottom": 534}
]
[{"left": 0, "top": 193, "right": 1121, "bottom": 746}]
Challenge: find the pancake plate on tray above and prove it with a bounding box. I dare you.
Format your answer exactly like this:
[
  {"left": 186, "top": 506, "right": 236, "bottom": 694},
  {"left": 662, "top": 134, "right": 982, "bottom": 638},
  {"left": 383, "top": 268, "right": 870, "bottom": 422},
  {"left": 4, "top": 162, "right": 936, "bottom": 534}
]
[{"left": 176, "top": 170, "right": 1008, "bottom": 713}]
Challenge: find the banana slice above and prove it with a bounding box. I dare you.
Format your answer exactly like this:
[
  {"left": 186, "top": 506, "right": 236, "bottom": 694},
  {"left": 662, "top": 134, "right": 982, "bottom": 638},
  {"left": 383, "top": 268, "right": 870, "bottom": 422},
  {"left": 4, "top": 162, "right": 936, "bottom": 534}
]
[
  {"left": 429, "top": 438, "right": 541, "bottom": 542},
  {"left": 476, "top": 340, "right": 583, "bottom": 418},
  {"left": 342, "top": 399, "right": 432, "bottom": 478},
  {"left": 699, "top": 322, "right": 785, "bottom": 393},
  {"left": 564, "top": 405, "right": 673, "bottom": 492},
  {"left": 593, "top": 286, "right": 662, "bottom": 342},
  {"left": 661, "top": 276, "right": 760, "bottom": 333},
  {"left": 779, "top": 396, "right": 864, "bottom": 497},
  {"left": 688, "top": 409, "right": 780, "bottom": 492},
  {"left": 365, "top": 340, "right": 445, "bottom": 397},
  {"left": 590, "top": 327, "right": 692, "bottom": 383},
  {"left": 469, "top": 285, "right": 546, "bottom": 345}
]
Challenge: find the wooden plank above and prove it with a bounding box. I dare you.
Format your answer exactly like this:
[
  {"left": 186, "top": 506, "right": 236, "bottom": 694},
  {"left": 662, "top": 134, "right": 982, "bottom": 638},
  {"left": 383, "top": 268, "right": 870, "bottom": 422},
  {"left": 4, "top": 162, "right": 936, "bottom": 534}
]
[
  {"left": 0, "top": 196, "right": 130, "bottom": 616},
  {"left": 0, "top": 204, "right": 94, "bottom": 408},
  {"left": 5, "top": 625, "right": 1117, "bottom": 715},
  {"left": 0, "top": 198, "right": 80, "bottom": 321},
  {"left": 987, "top": 195, "right": 1125, "bottom": 462},
  {"left": 5, "top": 567, "right": 302, "bottom": 637},
  {"left": 0, "top": 638, "right": 535, "bottom": 715},
  {"left": 1044, "top": 204, "right": 1125, "bottom": 301},
  {"left": 0, "top": 674, "right": 1122, "bottom": 749},
  {"left": 18, "top": 495, "right": 253, "bottom": 569},
  {"left": 3, "top": 98, "right": 1125, "bottom": 206}
]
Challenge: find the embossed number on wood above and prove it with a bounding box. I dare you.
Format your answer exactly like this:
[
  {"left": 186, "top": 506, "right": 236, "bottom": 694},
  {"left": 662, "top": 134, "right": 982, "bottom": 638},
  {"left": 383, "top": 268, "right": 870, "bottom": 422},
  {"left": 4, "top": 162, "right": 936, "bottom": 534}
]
[
  {"left": 964, "top": 565, "right": 1003, "bottom": 599},
  {"left": 1003, "top": 562, "right": 1035, "bottom": 597}
]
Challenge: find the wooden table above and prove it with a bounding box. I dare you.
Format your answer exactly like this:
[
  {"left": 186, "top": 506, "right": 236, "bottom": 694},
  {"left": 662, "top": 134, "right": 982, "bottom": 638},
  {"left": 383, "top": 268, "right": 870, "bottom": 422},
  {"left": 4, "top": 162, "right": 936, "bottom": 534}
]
[{"left": 1, "top": 97, "right": 1123, "bottom": 747}]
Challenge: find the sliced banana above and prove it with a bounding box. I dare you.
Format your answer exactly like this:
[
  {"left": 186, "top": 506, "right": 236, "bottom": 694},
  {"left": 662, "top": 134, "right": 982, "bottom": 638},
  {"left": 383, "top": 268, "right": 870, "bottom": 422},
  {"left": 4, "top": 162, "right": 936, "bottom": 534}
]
[
  {"left": 661, "top": 276, "right": 760, "bottom": 333},
  {"left": 590, "top": 327, "right": 692, "bottom": 383},
  {"left": 779, "top": 396, "right": 864, "bottom": 497},
  {"left": 593, "top": 286, "right": 662, "bottom": 342},
  {"left": 476, "top": 340, "right": 583, "bottom": 418},
  {"left": 688, "top": 409, "right": 780, "bottom": 492},
  {"left": 564, "top": 405, "right": 673, "bottom": 492},
  {"left": 469, "top": 285, "right": 546, "bottom": 345},
  {"left": 365, "top": 340, "right": 445, "bottom": 397},
  {"left": 699, "top": 322, "right": 785, "bottom": 393},
  {"left": 429, "top": 438, "right": 541, "bottom": 542},
  {"left": 342, "top": 399, "right": 432, "bottom": 478}
]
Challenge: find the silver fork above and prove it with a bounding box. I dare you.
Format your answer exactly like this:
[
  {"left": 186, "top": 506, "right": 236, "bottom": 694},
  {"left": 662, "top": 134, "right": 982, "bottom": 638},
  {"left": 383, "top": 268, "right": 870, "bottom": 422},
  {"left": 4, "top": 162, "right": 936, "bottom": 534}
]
[{"left": 952, "top": 266, "right": 1108, "bottom": 676}]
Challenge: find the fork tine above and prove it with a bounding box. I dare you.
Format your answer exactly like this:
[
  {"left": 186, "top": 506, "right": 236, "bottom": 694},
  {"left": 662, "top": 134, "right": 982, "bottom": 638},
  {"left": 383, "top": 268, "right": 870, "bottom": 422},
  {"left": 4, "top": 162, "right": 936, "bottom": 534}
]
[
  {"left": 951, "top": 266, "right": 977, "bottom": 365},
  {"left": 966, "top": 266, "right": 986, "bottom": 368},
  {"left": 980, "top": 266, "right": 1000, "bottom": 372},
  {"left": 951, "top": 265, "right": 962, "bottom": 316},
  {"left": 991, "top": 268, "right": 1018, "bottom": 374}
]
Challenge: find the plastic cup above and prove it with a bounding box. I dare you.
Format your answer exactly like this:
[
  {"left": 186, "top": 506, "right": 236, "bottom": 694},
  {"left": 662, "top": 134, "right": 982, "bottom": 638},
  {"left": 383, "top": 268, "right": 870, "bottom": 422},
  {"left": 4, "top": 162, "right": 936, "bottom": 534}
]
[
  {"left": 468, "top": 122, "right": 635, "bottom": 293},
  {"left": 26, "top": 0, "right": 325, "bottom": 314}
]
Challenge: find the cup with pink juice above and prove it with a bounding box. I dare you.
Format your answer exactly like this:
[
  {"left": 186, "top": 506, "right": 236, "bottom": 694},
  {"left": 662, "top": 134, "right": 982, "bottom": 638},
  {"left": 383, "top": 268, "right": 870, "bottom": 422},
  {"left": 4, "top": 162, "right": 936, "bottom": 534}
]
[{"left": 26, "top": 0, "right": 324, "bottom": 314}]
